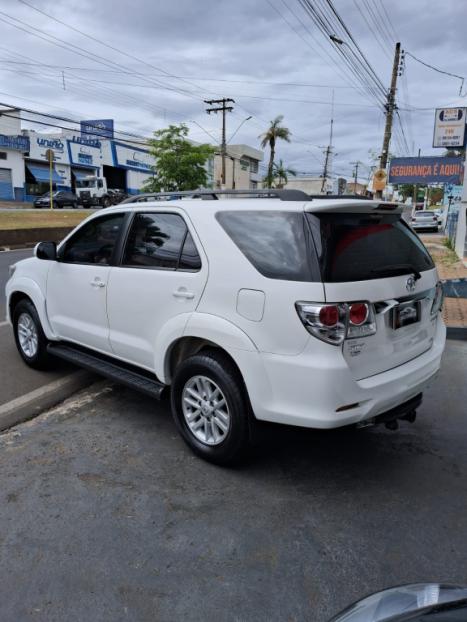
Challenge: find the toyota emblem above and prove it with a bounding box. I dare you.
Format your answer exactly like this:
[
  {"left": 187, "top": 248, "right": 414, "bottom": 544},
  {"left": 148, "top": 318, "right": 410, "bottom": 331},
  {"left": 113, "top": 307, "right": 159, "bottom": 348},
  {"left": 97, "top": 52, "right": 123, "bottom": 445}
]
[{"left": 406, "top": 276, "right": 416, "bottom": 292}]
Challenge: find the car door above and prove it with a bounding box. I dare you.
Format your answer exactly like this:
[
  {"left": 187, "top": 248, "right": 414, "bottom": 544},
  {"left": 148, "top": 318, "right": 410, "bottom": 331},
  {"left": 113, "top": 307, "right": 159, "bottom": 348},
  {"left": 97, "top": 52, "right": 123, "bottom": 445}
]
[
  {"left": 106, "top": 210, "right": 208, "bottom": 369},
  {"left": 47, "top": 212, "right": 126, "bottom": 352}
]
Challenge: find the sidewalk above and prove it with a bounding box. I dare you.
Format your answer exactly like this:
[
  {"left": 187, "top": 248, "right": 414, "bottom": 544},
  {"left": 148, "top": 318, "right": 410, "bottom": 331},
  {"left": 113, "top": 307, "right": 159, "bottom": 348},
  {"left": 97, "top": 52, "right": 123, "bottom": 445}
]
[{"left": 422, "top": 235, "right": 467, "bottom": 328}]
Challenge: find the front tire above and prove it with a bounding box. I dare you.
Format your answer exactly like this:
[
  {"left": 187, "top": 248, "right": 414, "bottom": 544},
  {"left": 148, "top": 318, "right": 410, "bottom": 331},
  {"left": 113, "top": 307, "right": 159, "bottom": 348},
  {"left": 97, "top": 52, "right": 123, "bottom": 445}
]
[
  {"left": 171, "top": 350, "right": 251, "bottom": 465},
  {"left": 13, "top": 299, "right": 52, "bottom": 370}
]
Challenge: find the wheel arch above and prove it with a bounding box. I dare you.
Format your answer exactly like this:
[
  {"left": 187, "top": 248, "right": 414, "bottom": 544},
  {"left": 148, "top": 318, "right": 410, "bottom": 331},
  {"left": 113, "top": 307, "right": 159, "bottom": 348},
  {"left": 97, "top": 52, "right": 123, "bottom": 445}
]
[
  {"left": 7, "top": 279, "right": 55, "bottom": 339},
  {"left": 156, "top": 312, "right": 258, "bottom": 385}
]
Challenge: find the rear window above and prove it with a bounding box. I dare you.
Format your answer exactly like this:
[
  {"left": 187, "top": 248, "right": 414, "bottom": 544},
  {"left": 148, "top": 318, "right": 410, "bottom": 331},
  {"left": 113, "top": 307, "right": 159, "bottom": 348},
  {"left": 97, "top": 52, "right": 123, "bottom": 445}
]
[
  {"left": 216, "top": 210, "right": 317, "bottom": 281},
  {"left": 306, "top": 213, "right": 434, "bottom": 283}
]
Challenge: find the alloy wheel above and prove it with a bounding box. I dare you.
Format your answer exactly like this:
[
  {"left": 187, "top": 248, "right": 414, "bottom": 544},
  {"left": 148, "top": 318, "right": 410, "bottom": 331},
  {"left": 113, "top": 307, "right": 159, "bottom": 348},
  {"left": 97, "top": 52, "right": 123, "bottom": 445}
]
[
  {"left": 17, "top": 312, "right": 39, "bottom": 358},
  {"left": 181, "top": 375, "right": 231, "bottom": 445}
]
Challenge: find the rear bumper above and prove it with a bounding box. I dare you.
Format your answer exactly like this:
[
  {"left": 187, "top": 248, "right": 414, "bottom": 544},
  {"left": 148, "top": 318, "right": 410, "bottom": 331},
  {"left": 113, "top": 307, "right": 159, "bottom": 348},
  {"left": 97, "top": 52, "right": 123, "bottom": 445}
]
[{"left": 240, "top": 315, "right": 446, "bottom": 429}]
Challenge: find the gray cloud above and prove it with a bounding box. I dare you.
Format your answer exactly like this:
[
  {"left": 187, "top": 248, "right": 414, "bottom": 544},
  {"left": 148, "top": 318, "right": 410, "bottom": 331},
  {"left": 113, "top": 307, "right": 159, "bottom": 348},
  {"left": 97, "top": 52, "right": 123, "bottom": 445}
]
[{"left": 1, "top": 0, "right": 466, "bottom": 180}]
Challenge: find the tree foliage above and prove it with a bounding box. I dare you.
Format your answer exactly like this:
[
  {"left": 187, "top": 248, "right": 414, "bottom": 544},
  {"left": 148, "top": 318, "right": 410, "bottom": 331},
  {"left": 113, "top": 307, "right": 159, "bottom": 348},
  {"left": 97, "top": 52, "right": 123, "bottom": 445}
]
[
  {"left": 259, "top": 115, "right": 291, "bottom": 188},
  {"left": 271, "top": 159, "right": 296, "bottom": 188},
  {"left": 142, "top": 124, "right": 215, "bottom": 192}
]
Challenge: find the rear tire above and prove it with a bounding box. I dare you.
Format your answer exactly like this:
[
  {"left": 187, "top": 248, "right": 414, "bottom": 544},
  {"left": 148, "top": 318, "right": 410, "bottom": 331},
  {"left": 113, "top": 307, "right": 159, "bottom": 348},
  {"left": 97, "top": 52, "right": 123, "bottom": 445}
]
[
  {"left": 13, "top": 299, "right": 53, "bottom": 370},
  {"left": 171, "top": 349, "right": 251, "bottom": 465},
  {"left": 102, "top": 197, "right": 111, "bottom": 208}
]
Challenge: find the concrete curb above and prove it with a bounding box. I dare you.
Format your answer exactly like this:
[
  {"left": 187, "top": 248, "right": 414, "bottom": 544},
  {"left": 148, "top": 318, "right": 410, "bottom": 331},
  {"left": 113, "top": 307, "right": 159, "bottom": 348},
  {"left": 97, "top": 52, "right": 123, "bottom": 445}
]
[
  {"left": 0, "top": 370, "right": 95, "bottom": 432},
  {"left": 446, "top": 326, "right": 467, "bottom": 341}
]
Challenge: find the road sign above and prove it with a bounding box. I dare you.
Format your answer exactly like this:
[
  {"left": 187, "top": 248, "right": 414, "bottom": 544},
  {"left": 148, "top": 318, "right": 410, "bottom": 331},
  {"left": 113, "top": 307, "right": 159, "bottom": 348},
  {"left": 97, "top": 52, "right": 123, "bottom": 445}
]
[
  {"left": 373, "top": 169, "right": 387, "bottom": 191},
  {"left": 433, "top": 107, "right": 466, "bottom": 148}
]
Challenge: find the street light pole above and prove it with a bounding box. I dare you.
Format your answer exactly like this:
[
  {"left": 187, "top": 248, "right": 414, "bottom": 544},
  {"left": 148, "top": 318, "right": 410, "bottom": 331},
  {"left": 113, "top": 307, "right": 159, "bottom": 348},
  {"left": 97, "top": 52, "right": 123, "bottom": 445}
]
[{"left": 228, "top": 116, "right": 252, "bottom": 144}]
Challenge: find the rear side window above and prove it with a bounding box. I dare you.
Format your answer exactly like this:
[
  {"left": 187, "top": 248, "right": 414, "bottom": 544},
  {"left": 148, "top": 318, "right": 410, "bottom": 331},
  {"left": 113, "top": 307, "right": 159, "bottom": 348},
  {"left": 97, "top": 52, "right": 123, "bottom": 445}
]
[
  {"left": 216, "top": 210, "right": 316, "bottom": 282},
  {"left": 306, "top": 213, "right": 434, "bottom": 283},
  {"left": 122, "top": 212, "right": 201, "bottom": 271}
]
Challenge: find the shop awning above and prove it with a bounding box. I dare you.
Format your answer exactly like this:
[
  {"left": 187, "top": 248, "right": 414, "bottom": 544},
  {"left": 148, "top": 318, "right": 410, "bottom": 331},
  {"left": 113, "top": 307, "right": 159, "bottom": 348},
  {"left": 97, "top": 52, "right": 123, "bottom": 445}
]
[
  {"left": 26, "top": 163, "right": 62, "bottom": 184},
  {"left": 72, "top": 169, "right": 94, "bottom": 181}
]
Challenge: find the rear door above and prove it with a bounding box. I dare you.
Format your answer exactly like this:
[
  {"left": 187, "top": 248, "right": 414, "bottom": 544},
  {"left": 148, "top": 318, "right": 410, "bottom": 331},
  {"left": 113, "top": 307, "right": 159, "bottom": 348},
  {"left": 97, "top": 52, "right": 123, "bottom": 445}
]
[
  {"left": 106, "top": 210, "right": 208, "bottom": 369},
  {"left": 306, "top": 210, "right": 439, "bottom": 380}
]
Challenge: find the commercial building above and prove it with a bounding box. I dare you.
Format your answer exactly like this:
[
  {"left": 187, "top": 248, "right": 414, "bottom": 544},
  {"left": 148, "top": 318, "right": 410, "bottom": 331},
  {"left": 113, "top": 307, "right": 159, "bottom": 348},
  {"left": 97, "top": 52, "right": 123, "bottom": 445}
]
[
  {"left": 212, "top": 144, "right": 263, "bottom": 189},
  {"left": 0, "top": 109, "right": 264, "bottom": 201},
  {"left": 284, "top": 175, "right": 348, "bottom": 194},
  {"left": 0, "top": 109, "right": 155, "bottom": 201}
]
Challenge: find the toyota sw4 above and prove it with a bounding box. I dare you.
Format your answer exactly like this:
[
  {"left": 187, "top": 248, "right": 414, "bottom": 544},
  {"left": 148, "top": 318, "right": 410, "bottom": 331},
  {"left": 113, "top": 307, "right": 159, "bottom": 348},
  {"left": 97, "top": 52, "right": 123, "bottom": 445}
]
[{"left": 5, "top": 190, "right": 446, "bottom": 464}]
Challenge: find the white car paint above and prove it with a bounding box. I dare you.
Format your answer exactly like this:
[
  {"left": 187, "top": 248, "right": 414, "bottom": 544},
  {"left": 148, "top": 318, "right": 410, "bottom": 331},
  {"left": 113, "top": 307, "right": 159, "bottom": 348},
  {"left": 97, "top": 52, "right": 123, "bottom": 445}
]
[{"left": 5, "top": 197, "right": 446, "bottom": 429}]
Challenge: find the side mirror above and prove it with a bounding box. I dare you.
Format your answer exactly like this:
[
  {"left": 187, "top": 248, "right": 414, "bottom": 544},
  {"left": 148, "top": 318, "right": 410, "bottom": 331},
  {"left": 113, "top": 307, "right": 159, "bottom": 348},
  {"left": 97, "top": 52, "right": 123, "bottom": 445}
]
[{"left": 35, "top": 241, "right": 57, "bottom": 261}]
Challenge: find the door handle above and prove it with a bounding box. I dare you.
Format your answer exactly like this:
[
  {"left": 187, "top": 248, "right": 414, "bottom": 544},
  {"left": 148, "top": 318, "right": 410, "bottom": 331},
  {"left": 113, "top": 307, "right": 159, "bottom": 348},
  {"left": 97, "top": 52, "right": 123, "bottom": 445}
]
[
  {"left": 173, "top": 289, "right": 195, "bottom": 300},
  {"left": 90, "top": 280, "right": 106, "bottom": 288}
]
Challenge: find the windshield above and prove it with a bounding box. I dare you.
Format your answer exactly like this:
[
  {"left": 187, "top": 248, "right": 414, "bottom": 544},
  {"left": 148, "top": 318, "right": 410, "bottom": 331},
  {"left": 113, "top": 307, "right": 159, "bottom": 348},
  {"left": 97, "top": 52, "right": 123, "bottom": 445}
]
[
  {"left": 306, "top": 212, "right": 434, "bottom": 282},
  {"left": 76, "top": 179, "right": 97, "bottom": 188}
]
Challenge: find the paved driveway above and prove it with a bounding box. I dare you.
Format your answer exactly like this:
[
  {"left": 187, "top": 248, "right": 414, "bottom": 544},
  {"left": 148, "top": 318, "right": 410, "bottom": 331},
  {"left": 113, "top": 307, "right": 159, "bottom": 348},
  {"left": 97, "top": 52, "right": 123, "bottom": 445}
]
[{"left": 0, "top": 339, "right": 466, "bottom": 622}]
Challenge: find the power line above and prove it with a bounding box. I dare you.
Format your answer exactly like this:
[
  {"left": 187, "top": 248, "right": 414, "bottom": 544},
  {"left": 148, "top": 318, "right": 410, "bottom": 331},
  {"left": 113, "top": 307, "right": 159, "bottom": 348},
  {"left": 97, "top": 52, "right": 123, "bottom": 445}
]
[
  {"left": 351, "top": 0, "right": 392, "bottom": 60},
  {"left": 0, "top": 59, "right": 361, "bottom": 89},
  {"left": 405, "top": 51, "right": 465, "bottom": 95}
]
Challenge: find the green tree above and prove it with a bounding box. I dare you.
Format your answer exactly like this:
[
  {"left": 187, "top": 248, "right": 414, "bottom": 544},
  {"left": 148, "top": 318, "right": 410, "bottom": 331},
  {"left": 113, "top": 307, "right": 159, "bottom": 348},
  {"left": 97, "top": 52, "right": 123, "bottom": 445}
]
[
  {"left": 142, "top": 124, "right": 215, "bottom": 192},
  {"left": 272, "top": 159, "right": 296, "bottom": 188},
  {"left": 259, "top": 115, "right": 291, "bottom": 188}
]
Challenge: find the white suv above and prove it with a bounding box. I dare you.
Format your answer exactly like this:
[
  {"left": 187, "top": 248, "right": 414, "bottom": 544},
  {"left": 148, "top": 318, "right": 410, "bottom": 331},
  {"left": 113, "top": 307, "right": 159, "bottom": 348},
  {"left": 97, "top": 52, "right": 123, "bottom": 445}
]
[{"left": 5, "top": 190, "right": 446, "bottom": 464}]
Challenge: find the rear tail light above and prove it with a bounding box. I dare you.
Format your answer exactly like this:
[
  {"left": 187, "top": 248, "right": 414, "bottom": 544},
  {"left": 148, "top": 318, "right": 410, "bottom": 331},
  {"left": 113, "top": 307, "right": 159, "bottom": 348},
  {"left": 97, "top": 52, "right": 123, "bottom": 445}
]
[
  {"left": 296, "top": 301, "right": 377, "bottom": 345},
  {"left": 431, "top": 282, "right": 444, "bottom": 317}
]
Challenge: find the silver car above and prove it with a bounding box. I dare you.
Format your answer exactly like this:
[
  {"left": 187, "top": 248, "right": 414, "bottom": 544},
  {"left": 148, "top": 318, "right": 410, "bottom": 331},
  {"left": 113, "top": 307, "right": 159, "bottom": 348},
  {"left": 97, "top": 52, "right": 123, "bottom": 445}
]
[{"left": 411, "top": 210, "right": 439, "bottom": 232}]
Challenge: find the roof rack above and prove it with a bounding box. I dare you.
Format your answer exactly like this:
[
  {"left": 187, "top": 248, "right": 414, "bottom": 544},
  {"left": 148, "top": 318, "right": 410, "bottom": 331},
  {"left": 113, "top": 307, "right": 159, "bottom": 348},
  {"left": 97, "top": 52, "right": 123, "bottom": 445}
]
[
  {"left": 121, "top": 188, "right": 311, "bottom": 203},
  {"left": 120, "top": 189, "right": 374, "bottom": 204}
]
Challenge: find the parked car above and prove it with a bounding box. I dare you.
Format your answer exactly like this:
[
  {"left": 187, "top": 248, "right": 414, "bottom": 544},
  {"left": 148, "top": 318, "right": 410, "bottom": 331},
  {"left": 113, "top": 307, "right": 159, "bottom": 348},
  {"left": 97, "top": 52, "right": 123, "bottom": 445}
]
[
  {"left": 410, "top": 210, "right": 439, "bottom": 232},
  {"left": 33, "top": 191, "right": 78, "bottom": 209},
  {"left": 107, "top": 188, "right": 128, "bottom": 205},
  {"left": 6, "top": 190, "right": 446, "bottom": 464},
  {"left": 433, "top": 208, "right": 445, "bottom": 225}
]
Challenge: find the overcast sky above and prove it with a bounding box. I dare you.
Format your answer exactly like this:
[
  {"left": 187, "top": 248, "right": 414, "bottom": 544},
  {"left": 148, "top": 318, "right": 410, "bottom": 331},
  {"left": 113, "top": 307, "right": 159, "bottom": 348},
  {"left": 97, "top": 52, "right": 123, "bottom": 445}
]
[{"left": 1, "top": 0, "right": 466, "bottom": 181}]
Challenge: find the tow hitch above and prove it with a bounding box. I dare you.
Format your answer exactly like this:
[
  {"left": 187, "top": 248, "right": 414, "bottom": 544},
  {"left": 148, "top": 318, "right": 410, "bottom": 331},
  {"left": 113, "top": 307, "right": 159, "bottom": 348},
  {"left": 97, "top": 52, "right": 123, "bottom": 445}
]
[{"left": 356, "top": 393, "right": 422, "bottom": 430}]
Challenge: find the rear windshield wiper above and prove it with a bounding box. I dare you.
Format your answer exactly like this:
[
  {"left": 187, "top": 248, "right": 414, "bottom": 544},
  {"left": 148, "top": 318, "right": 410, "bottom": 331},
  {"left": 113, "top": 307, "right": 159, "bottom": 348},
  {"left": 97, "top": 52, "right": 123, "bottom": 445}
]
[{"left": 370, "top": 264, "right": 422, "bottom": 280}]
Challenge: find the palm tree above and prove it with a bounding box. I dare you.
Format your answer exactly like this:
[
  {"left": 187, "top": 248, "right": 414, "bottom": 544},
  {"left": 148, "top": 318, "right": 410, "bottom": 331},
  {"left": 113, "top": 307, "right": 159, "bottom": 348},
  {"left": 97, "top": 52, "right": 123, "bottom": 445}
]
[
  {"left": 272, "top": 160, "right": 296, "bottom": 188},
  {"left": 259, "top": 115, "right": 291, "bottom": 188}
]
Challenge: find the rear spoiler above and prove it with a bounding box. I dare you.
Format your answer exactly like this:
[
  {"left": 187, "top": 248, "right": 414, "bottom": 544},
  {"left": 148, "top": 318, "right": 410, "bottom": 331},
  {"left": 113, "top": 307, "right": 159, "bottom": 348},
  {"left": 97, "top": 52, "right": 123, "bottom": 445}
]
[{"left": 304, "top": 200, "right": 403, "bottom": 215}]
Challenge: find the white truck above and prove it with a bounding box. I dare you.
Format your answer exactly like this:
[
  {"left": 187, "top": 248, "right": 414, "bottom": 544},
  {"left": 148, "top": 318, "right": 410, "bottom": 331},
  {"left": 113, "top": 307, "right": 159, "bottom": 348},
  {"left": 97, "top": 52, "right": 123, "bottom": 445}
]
[{"left": 75, "top": 175, "right": 112, "bottom": 208}]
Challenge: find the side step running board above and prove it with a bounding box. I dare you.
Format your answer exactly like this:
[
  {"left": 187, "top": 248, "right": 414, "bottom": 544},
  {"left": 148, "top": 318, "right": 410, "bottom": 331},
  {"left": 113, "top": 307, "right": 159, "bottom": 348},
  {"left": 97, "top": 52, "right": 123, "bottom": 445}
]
[{"left": 47, "top": 343, "right": 165, "bottom": 399}]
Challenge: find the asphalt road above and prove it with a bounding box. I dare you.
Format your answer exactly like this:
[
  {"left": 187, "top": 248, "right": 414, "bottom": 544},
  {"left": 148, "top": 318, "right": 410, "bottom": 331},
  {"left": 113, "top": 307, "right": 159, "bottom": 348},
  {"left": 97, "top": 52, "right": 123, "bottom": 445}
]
[
  {"left": 0, "top": 248, "right": 32, "bottom": 312},
  {"left": 0, "top": 339, "right": 465, "bottom": 622},
  {"left": 0, "top": 248, "right": 75, "bottom": 407}
]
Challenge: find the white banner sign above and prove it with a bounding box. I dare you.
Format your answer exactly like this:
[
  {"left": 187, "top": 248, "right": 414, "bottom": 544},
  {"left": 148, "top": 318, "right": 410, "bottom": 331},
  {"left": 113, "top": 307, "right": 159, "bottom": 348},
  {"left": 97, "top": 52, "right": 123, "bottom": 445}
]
[{"left": 433, "top": 107, "right": 466, "bottom": 148}]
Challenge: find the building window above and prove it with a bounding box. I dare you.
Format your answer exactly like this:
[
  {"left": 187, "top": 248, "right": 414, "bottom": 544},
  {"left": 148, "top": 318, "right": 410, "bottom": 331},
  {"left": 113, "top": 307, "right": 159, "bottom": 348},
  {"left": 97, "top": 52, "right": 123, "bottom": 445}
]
[
  {"left": 250, "top": 159, "right": 258, "bottom": 173},
  {"left": 0, "top": 152, "right": 7, "bottom": 160}
]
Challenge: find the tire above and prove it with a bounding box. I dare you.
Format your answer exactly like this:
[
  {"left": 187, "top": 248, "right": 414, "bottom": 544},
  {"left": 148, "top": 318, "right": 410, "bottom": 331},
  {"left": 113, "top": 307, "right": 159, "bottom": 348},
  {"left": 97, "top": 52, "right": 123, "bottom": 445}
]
[
  {"left": 72, "top": 202, "right": 78, "bottom": 209},
  {"left": 12, "top": 299, "right": 52, "bottom": 370},
  {"left": 102, "top": 197, "right": 111, "bottom": 208},
  {"left": 171, "top": 349, "right": 251, "bottom": 465}
]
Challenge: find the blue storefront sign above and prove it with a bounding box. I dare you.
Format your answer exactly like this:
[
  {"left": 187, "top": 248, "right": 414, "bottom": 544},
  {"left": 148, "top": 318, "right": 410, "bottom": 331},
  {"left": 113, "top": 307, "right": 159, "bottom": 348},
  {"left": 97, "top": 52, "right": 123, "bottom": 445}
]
[
  {"left": 389, "top": 156, "right": 464, "bottom": 185},
  {"left": 37, "top": 137, "right": 64, "bottom": 152},
  {"left": 70, "top": 135, "right": 101, "bottom": 149},
  {"left": 80, "top": 119, "right": 114, "bottom": 140},
  {"left": 0, "top": 134, "right": 30, "bottom": 151}
]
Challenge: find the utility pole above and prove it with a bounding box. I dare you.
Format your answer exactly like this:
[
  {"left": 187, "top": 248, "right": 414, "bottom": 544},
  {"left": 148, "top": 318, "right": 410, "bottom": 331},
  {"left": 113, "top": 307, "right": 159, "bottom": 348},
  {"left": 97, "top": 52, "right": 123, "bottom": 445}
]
[
  {"left": 321, "top": 90, "right": 334, "bottom": 194},
  {"left": 350, "top": 160, "right": 360, "bottom": 194},
  {"left": 204, "top": 98, "right": 235, "bottom": 187},
  {"left": 376, "top": 42, "right": 401, "bottom": 198}
]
